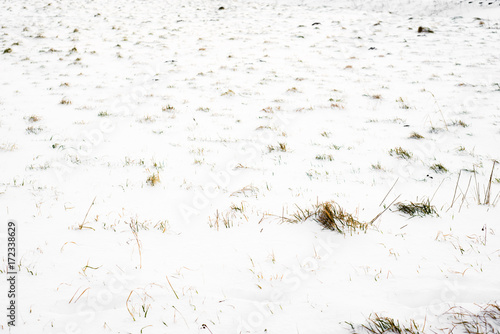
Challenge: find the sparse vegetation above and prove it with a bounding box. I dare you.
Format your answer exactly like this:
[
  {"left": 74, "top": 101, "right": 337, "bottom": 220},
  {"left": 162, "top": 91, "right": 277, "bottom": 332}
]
[
  {"left": 162, "top": 104, "right": 175, "bottom": 112},
  {"left": 353, "top": 303, "right": 500, "bottom": 334},
  {"left": 409, "top": 132, "right": 424, "bottom": 139},
  {"left": 268, "top": 142, "right": 287, "bottom": 152},
  {"left": 396, "top": 199, "right": 437, "bottom": 217},
  {"left": 140, "top": 115, "right": 156, "bottom": 123},
  {"left": 209, "top": 203, "right": 248, "bottom": 230},
  {"left": 315, "top": 202, "right": 367, "bottom": 232},
  {"left": 329, "top": 144, "right": 342, "bottom": 150},
  {"left": 287, "top": 201, "right": 367, "bottom": 233},
  {"left": 389, "top": 147, "right": 412, "bottom": 159},
  {"left": 26, "top": 126, "right": 43, "bottom": 134},
  {"left": 481, "top": 160, "right": 498, "bottom": 206},
  {"left": 3, "top": 4, "right": 499, "bottom": 332},
  {"left": 221, "top": 89, "right": 235, "bottom": 96},
  {"left": 315, "top": 154, "right": 334, "bottom": 161},
  {"left": 451, "top": 119, "right": 469, "bottom": 128},
  {"left": 0, "top": 143, "right": 17, "bottom": 151},
  {"left": 430, "top": 163, "right": 448, "bottom": 173},
  {"left": 396, "top": 97, "right": 410, "bottom": 109},
  {"left": 146, "top": 172, "right": 160, "bottom": 186},
  {"left": 330, "top": 103, "right": 345, "bottom": 109},
  {"left": 447, "top": 303, "right": 500, "bottom": 334},
  {"left": 27, "top": 115, "right": 41, "bottom": 122},
  {"left": 357, "top": 314, "right": 423, "bottom": 334}
]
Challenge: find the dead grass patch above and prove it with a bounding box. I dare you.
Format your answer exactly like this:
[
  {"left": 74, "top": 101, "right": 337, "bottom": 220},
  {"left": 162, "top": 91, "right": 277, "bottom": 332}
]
[
  {"left": 357, "top": 314, "right": 423, "bottom": 334},
  {"left": 389, "top": 147, "right": 412, "bottom": 159},
  {"left": 268, "top": 142, "right": 287, "bottom": 152},
  {"left": 409, "top": 132, "right": 424, "bottom": 139},
  {"left": 396, "top": 199, "right": 437, "bottom": 217},
  {"left": 287, "top": 201, "right": 367, "bottom": 233}
]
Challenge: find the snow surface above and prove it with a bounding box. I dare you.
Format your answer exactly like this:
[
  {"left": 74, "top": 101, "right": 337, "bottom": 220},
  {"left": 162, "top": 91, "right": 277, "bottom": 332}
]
[{"left": 0, "top": 0, "right": 499, "bottom": 333}]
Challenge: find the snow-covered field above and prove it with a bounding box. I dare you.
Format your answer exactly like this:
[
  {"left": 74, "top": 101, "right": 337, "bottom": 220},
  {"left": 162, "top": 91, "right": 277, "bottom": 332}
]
[{"left": 1, "top": 0, "right": 500, "bottom": 332}]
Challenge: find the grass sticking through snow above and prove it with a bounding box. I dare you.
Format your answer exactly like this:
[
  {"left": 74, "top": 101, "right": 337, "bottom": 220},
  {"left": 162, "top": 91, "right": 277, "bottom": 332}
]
[
  {"left": 315, "top": 154, "right": 334, "bottom": 161},
  {"left": 389, "top": 147, "right": 413, "bottom": 159},
  {"left": 430, "top": 163, "right": 448, "bottom": 173},
  {"left": 409, "top": 132, "right": 424, "bottom": 139},
  {"left": 359, "top": 314, "right": 423, "bottom": 334},
  {"left": 288, "top": 201, "right": 367, "bottom": 233},
  {"left": 353, "top": 302, "right": 500, "bottom": 334},
  {"left": 146, "top": 172, "right": 160, "bottom": 186},
  {"left": 268, "top": 142, "right": 287, "bottom": 152},
  {"left": 448, "top": 303, "right": 500, "bottom": 334},
  {"left": 396, "top": 199, "right": 437, "bottom": 217}
]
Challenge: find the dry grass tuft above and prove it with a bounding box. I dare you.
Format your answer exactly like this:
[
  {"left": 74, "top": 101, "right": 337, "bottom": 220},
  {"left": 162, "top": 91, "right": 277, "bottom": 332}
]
[
  {"left": 315, "top": 154, "right": 334, "bottom": 161},
  {"left": 26, "top": 126, "right": 43, "bottom": 134},
  {"left": 209, "top": 203, "right": 249, "bottom": 230},
  {"left": 389, "top": 147, "right": 412, "bottom": 159},
  {"left": 268, "top": 142, "right": 287, "bottom": 152},
  {"left": 396, "top": 97, "right": 410, "bottom": 109},
  {"left": 330, "top": 103, "right": 345, "bottom": 109},
  {"left": 430, "top": 163, "right": 448, "bottom": 173},
  {"left": 357, "top": 314, "right": 423, "bottom": 334},
  {"left": 0, "top": 143, "right": 18, "bottom": 151},
  {"left": 288, "top": 201, "right": 367, "bottom": 233},
  {"left": 352, "top": 303, "right": 500, "bottom": 334},
  {"left": 447, "top": 303, "right": 500, "bottom": 334},
  {"left": 162, "top": 104, "right": 175, "bottom": 112},
  {"left": 396, "top": 199, "right": 437, "bottom": 217},
  {"left": 316, "top": 202, "right": 367, "bottom": 232},
  {"left": 451, "top": 119, "right": 469, "bottom": 128},
  {"left": 28, "top": 115, "right": 41, "bottom": 122},
  {"left": 371, "top": 162, "right": 384, "bottom": 171},
  {"left": 409, "top": 132, "right": 424, "bottom": 139},
  {"left": 146, "top": 172, "right": 160, "bottom": 186},
  {"left": 221, "top": 89, "right": 235, "bottom": 96}
]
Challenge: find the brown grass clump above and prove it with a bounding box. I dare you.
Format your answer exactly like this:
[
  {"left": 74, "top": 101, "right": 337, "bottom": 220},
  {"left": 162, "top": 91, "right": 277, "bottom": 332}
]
[
  {"left": 389, "top": 147, "right": 412, "bottom": 159},
  {"left": 162, "top": 104, "right": 175, "bottom": 112},
  {"left": 430, "top": 163, "right": 448, "bottom": 173},
  {"left": 447, "top": 303, "right": 500, "bottom": 334},
  {"left": 451, "top": 119, "right": 468, "bottom": 128},
  {"left": 288, "top": 201, "right": 367, "bottom": 233},
  {"left": 268, "top": 142, "right": 287, "bottom": 152},
  {"left": 316, "top": 202, "right": 367, "bottom": 232},
  {"left": 146, "top": 172, "right": 160, "bottom": 186},
  {"left": 28, "top": 115, "right": 41, "bottom": 122},
  {"left": 409, "top": 132, "right": 424, "bottom": 139},
  {"left": 359, "top": 314, "right": 423, "bottom": 334}
]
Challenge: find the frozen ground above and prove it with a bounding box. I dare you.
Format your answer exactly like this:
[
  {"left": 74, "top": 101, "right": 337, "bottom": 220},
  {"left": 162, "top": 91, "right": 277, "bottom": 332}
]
[{"left": 0, "top": 0, "right": 499, "bottom": 333}]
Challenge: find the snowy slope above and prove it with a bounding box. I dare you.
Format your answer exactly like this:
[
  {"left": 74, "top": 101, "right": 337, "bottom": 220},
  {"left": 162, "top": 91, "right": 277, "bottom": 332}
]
[{"left": 0, "top": 0, "right": 499, "bottom": 333}]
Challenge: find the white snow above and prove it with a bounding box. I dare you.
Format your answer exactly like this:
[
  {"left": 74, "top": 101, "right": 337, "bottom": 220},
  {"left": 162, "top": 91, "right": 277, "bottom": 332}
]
[{"left": 1, "top": 0, "right": 499, "bottom": 333}]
